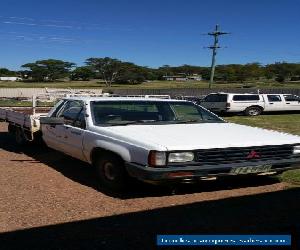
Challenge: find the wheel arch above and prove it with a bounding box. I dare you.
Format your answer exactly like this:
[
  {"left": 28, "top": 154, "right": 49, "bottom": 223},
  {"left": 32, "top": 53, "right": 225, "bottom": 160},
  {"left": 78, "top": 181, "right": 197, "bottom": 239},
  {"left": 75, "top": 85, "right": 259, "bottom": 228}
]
[
  {"left": 90, "top": 147, "right": 126, "bottom": 166},
  {"left": 244, "top": 105, "right": 264, "bottom": 112}
]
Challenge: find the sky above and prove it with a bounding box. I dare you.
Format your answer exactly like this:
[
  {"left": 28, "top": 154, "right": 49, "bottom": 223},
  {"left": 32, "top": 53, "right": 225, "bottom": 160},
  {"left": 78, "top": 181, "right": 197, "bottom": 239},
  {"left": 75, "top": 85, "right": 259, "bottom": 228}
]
[{"left": 0, "top": 0, "right": 299, "bottom": 70}]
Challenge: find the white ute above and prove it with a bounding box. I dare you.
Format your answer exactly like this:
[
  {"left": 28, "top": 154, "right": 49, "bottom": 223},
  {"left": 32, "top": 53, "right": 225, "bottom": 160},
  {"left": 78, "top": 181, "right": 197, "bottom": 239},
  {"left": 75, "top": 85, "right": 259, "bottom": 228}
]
[{"left": 1, "top": 96, "right": 300, "bottom": 191}]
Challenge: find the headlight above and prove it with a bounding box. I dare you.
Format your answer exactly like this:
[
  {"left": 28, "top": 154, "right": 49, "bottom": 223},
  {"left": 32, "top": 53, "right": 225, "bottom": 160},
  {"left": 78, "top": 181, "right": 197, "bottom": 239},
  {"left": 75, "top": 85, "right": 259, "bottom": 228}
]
[
  {"left": 293, "top": 145, "right": 300, "bottom": 154},
  {"left": 168, "top": 152, "right": 194, "bottom": 163},
  {"left": 148, "top": 151, "right": 166, "bottom": 167}
]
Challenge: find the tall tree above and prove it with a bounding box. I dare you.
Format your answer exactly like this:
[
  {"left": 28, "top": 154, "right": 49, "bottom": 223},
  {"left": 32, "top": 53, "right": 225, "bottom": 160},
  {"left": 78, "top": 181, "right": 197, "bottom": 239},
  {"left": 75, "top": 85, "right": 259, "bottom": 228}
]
[
  {"left": 70, "top": 66, "right": 95, "bottom": 81},
  {"left": 265, "top": 62, "right": 298, "bottom": 83},
  {"left": 0, "top": 68, "right": 17, "bottom": 76},
  {"left": 115, "top": 62, "right": 147, "bottom": 84},
  {"left": 86, "top": 57, "right": 122, "bottom": 87},
  {"left": 22, "top": 59, "right": 75, "bottom": 81}
]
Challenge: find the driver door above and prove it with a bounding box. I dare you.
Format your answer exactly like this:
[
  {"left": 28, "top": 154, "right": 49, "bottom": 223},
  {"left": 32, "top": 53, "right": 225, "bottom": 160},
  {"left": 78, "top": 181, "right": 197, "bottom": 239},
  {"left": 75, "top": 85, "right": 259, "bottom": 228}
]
[
  {"left": 42, "top": 100, "right": 67, "bottom": 152},
  {"left": 56, "top": 100, "right": 86, "bottom": 160}
]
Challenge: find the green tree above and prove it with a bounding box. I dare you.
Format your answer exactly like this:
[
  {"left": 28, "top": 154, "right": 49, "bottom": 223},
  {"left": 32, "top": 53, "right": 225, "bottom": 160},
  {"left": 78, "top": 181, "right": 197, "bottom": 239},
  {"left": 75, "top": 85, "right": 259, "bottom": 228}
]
[
  {"left": 70, "top": 66, "right": 95, "bottom": 81},
  {"left": 0, "top": 68, "right": 17, "bottom": 76},
  {"left": 21, "top": 63, "right": 48, "bottom": 81},
  {"left": 215, "top": 63, "right": 263, "bottom": 83},
  {"left": 86, "top": 57, "right": 122, "bottom": 87},
  {"left": 115, "top": 62, "right": 147, "bottom": 84},
  {"left": 22, "top": 59, "right": 75, "bottom": 82},
  {"left": 265, "top": 62, "right": 298, "bottom": 83}
]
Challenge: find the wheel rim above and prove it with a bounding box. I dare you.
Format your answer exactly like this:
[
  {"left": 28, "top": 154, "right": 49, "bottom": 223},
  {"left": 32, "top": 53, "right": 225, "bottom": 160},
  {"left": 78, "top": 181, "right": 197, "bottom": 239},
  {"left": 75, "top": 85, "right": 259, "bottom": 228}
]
[
  {"left": 103, "top": 162, "right": 116, "bottom": 181},
  {"left": 249, "top": 109, "right": 259, "bottom": 116}
]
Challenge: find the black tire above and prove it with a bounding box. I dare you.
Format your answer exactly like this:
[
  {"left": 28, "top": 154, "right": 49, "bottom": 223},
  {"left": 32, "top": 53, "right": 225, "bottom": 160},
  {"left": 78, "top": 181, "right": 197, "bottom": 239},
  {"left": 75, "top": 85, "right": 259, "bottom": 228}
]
[
  {"left": 8, "top": 124, "right": 15, "bottom": 135},
  {"left": 14, "top": 127, "right": 27, "bottom": 145},
  {"left": 244, "top": 106, "right": 262, "bottom": 116},
  {"left": 94, "top": 153, "right": 128, "bottom": 192}
]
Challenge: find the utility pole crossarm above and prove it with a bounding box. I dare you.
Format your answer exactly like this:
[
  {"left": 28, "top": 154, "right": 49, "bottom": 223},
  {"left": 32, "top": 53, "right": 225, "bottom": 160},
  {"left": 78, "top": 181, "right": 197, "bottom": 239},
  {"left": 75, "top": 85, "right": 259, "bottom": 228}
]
[{"left": 205, "top": 24, "right": 230, "bottom": 88}]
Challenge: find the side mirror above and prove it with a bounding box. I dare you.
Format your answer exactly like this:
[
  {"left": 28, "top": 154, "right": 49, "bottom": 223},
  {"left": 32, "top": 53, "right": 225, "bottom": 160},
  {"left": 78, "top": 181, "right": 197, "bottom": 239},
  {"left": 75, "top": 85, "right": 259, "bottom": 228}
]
[{"left": 40, "top": 117, "right": 64, "bottom": 125}]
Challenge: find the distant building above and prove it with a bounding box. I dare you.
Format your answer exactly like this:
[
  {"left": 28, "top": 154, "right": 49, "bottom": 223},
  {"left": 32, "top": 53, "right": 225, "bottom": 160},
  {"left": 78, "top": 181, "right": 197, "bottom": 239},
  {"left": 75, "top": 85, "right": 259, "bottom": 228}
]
[
  {"left": 163, "top": 75, "right": 188, "bottom": 81},
  {"left": 0, "top": 76, "right": 22, "bottom": 81},
  {"left": 163, "top": 73, "right": 202, "bottom": 81},
  {"left": 187, "top": 74, "right": 202, "bottom": 81},
  {"left": 290, "top": 76, "right": 300, "bottom": 81}
]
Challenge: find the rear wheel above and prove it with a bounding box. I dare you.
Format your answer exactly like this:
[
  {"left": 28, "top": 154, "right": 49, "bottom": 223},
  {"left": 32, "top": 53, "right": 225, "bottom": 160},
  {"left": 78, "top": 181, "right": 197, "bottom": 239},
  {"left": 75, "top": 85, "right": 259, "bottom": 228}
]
[
  {"left": 94, "top": 153, "right": 128, "bottom": 192},
  {"left": 14, "top": 127, "right": 27, "bottom": 145},
  {"left": 244, "top": 106, "right": 262, "bottom": 116}
]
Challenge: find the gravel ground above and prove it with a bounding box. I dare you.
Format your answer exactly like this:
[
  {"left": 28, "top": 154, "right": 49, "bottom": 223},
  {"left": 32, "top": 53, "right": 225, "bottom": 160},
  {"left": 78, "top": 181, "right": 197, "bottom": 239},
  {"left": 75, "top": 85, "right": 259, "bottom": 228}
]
[{"left": 0, "top": 122, "right": 299, "bottom": 250}]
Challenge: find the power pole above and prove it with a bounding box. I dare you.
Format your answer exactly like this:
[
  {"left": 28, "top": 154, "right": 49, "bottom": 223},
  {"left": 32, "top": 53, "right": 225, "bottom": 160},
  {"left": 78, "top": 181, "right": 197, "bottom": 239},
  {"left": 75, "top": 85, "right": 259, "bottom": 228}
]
[{"left": 206, "top": 24, "right": 229, "bottom": 88}]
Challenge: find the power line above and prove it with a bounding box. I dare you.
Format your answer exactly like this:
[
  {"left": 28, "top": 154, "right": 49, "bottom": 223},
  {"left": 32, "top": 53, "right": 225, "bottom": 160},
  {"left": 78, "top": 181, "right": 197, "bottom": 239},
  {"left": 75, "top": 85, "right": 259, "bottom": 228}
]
[{"left": 205, "top": 24, "right": 230, "bottom": 88}]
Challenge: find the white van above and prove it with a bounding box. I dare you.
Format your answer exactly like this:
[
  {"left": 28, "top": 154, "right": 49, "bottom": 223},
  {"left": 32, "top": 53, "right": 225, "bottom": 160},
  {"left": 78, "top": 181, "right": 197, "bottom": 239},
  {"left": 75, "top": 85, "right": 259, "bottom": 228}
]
[{"left": 200, "top": 93, "right": 300, "bottom": 116}]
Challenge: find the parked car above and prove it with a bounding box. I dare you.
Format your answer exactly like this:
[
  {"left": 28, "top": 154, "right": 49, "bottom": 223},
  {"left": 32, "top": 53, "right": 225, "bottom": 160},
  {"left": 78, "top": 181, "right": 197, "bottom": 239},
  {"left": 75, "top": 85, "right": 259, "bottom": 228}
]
[
  {"left": 200, "top": 93, "right": 300, "bottom": 116},
  {"left": 1, "top": 96, "right": 300, "bottom": 192},
  {"left": 174, "top": 95, "right": 205, "bottom": 105}
]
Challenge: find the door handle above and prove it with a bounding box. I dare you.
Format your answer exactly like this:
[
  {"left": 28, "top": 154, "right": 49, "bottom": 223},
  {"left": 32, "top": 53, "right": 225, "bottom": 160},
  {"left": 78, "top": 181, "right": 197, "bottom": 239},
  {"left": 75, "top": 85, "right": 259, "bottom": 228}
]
[
  {"left": 286, "top": 103, "right": 290, "bottom": 104},
  {"left": 269, "top": 103, "right": 274, "bottom": 104}
]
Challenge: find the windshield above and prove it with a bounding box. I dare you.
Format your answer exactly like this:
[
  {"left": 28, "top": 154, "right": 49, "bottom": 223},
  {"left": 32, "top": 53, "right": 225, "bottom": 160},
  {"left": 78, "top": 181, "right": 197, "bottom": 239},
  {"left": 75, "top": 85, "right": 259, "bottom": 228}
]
[{"left": 90, "top": 100, "right": 224, "bottom": 126}]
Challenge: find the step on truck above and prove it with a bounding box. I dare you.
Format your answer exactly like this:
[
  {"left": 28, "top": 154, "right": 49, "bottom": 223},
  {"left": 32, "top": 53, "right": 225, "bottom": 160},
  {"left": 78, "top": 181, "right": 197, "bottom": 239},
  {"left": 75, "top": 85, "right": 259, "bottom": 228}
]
[{"left": 1, "top": 96, "right": 300, "bottom": 192}]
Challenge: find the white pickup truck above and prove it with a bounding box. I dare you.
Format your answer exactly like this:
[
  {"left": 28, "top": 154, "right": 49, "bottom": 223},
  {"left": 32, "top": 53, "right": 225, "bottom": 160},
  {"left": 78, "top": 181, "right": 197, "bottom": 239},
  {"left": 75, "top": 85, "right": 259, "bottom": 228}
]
[
  {"left": 200, "top": 93, "right": 300, "bottom": 116},
  {"left": 1, "top": 96, "right": 300, "bottom": 191}
]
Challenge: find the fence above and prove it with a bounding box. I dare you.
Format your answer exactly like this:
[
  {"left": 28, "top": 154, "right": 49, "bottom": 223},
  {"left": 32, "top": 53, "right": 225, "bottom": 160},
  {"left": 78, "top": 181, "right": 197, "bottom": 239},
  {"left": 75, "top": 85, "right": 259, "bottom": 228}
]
[
  {"left": 113, "top": 88, "right": 300, "bottom": 97},
  {"left": 0, "top": 88, "right": 103, "bottom": 98},
  {"left": 0, "top": 87, "right": 299, "bottom": 98}
]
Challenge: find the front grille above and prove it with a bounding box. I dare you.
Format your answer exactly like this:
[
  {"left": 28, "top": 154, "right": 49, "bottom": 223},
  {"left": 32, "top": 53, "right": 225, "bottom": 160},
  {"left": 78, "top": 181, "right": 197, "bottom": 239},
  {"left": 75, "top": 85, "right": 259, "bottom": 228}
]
[{"left": 196, "top": 145, "right": 297, "bottom": 165}]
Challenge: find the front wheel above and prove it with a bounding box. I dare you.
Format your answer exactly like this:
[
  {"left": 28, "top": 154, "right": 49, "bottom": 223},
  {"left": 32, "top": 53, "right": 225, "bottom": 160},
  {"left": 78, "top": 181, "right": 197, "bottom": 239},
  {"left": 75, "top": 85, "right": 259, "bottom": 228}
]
[
  {"left": 244, "top": 106, "right": 262, "bottom": 116},
  {"left": 94, "top": 153, "right": 128, "bottom": 192}
]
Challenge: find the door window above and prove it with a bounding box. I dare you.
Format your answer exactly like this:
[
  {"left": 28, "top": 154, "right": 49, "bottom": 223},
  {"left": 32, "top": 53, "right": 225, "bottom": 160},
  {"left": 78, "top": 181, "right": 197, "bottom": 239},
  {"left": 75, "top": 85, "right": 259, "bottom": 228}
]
[
  {"left": 284, "top": 95, "right": 300, "bottom": 102},
  {"left": 50, "top": 100, "right": 67, "bottom": 117},
  {"left": 58, "top": 100, "right": 85, "bottom": 128},
  {"left": 204, "top": 94, "right": 227, "bottom": 102},
  {"left": 73, "top": 109, "right": 86, "bottom": 129},
  {"left": 232, "top": 95, "right": 260, "bottom": 101},
  {"left": 267, "top": 95, "right": 282, "bottom": 102}
]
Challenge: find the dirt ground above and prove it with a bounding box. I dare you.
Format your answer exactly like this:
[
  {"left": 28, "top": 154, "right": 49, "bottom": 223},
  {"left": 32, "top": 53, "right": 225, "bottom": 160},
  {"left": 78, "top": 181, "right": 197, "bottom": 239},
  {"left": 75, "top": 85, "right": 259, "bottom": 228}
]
[{"left": 0, "top": 122, "right": 299, "bottom": 250}]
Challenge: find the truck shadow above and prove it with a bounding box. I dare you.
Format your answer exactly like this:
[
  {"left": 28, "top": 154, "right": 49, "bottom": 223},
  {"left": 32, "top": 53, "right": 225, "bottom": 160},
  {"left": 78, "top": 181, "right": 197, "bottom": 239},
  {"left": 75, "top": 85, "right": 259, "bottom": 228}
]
[
  {"left": 0, "top": 187, "right": 299, "bottom": 250},
  {"left": 0, "top": 130, "right": 282, "bottom": 199}
]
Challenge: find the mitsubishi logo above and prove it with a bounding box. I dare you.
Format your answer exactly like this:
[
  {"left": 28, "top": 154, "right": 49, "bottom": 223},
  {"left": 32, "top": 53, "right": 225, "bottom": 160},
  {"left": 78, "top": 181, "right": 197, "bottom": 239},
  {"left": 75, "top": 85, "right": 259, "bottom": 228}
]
[{"left": 246, "top": 150, "right": 261, "bottom": 159}]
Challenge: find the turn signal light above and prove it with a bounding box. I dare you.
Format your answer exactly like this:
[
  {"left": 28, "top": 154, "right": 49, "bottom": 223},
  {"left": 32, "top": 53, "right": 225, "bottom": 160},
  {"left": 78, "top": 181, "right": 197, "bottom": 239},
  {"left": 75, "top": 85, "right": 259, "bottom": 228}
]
[{"left": 148, "top": 151, "right": 166, "bottom": 167}]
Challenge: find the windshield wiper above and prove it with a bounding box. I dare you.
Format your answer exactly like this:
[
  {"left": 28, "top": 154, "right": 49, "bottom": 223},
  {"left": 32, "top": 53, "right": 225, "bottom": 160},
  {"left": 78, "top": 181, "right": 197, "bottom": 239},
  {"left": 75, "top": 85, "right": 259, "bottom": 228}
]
[
  {"left": 174, "top": 119, "right": 223, "bottom": 124},
  {"left": 104, "top": 120, "right": 159, "bottom": 126},
  {"left": 174, "top": 119, "right": 202, "bottom": 124}
]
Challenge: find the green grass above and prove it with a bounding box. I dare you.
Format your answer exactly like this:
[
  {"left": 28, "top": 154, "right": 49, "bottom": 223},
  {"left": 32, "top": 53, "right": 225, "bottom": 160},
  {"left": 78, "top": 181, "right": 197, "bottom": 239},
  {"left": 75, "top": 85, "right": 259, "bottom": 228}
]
[
  {"left": 0, "top": 99, "right": 55, "bottom": 107},
  {"left": 279, "top": 170, "right": 300, "bottom": 185},
  {"left": 0, "top": 99, "right": 32, "bottom": 107},
  {"left": 0, "top": 80, "right": 299, "bottom": 89},
  {"left": 226, "top": 114, "right": 300, "bottom": 185},
  {"left": 226, "top": 114, "right": 300, "bottom": 135}
]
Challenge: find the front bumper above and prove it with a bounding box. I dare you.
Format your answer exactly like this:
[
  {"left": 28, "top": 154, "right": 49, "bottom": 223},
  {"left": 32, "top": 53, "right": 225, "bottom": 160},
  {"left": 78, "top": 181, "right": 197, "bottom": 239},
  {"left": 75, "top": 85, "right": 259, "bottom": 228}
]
[{"left": 125, "top": 158, "right": 300, "bottom": 183}]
